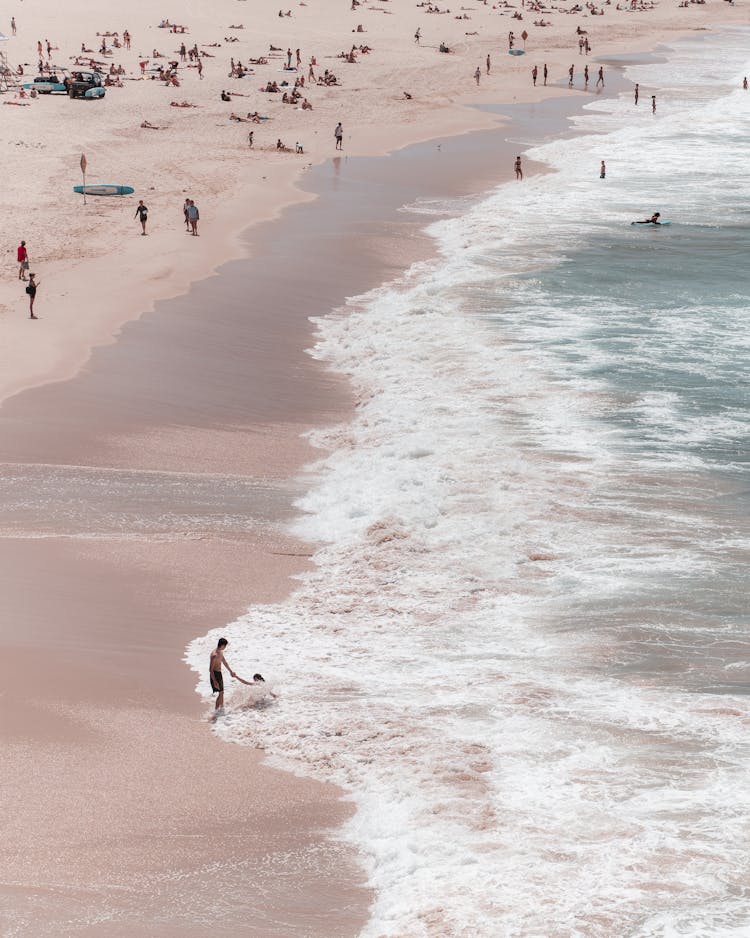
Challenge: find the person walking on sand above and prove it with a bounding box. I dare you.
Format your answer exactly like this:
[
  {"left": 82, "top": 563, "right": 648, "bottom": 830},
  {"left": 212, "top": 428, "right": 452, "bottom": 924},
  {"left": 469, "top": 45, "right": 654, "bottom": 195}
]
[
  {"left": 486, "top": 53, "right": 491, "bottom": 74},
  {"left": 596, "top": 66, "right": 604, "bottom": 88},
  {"left": 25, "top": 273, "right": 39, "bottom": 319},
  {"left": 197, "top": 57, "right": 203, "bottom": 79},
  {"left": 17, "top": 240, "right": 28, "bottom": 281},
  {"left": 600, "top": 160, "right": 606, "bottom": 179},
  {"left": 334, "top": 121, "right": 343, "bottom": 149},
  {"left": 634, "top": 82, "right": 639, "bottom": 105},
  {"left": 543, "top": 63, "right": 548, "bottom": 86},
  {"left": 183, "top": 197, "right": 191, "bottom": 231},
  {"left": 187, "top": 199, "right": 199, "bottom": 235},
  {"left": 514, "top": 155, "right": 523, "bottom": 180},
  {"left": 11, "top": 16, "right": 16, "bottom": 35},
  {"left": 414, "top": 27, "right": 421, "bottom": 43},
  {"left": 134, "top": 200, "right": 148, "bottom": 235},
  {"left": 532, "top": 64, "right": 538, "bottom": 86},
  {"left": 743, "top": 77, "right": 747, "bottom": 90},
  {"left": 474, "top": 66, "right": 481, "bottom": 85}
]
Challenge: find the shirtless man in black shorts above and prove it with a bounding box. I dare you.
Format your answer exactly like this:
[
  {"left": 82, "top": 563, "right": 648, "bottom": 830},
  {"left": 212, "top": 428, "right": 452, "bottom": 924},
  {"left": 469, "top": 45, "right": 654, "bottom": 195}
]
[{"left": 209, "top": 637, "right": 236, "bottom": 711}]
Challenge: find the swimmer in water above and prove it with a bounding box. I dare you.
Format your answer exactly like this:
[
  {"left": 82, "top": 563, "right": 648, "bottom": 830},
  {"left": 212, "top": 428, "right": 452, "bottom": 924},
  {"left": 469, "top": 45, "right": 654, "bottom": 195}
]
[{"left": 633, "top": 212, "right": 662, "bottom": 225}]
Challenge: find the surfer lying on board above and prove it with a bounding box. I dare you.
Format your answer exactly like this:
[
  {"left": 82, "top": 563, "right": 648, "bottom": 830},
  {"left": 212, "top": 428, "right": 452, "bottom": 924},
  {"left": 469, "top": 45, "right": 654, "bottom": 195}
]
[{"left": 634, "top": 212, "right": 662, "bottom": 224}]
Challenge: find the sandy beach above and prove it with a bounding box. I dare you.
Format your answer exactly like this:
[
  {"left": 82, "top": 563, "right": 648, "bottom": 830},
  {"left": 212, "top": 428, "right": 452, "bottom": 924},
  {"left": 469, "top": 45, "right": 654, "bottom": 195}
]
[{"left": 2, "top": 0, "right": 749, "bottom": 933}]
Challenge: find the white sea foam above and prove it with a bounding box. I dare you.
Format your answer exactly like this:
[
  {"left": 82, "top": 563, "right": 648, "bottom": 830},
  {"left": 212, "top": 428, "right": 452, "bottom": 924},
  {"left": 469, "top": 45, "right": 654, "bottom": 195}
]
[{"left": 188, "top": 29, "right": 750, "bottom": 937}]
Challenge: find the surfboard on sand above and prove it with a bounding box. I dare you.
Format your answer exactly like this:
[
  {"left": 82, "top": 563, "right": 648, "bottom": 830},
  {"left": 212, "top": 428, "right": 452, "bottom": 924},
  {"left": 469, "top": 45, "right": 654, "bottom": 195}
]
[{"left": 73, "top": 184, "right": 135, "bottom": 196}]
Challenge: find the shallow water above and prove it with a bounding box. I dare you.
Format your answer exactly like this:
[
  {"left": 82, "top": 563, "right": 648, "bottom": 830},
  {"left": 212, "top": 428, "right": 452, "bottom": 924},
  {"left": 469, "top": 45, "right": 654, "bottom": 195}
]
[{"left": 192, "top": 29, "right": 750, "bottom": 937}]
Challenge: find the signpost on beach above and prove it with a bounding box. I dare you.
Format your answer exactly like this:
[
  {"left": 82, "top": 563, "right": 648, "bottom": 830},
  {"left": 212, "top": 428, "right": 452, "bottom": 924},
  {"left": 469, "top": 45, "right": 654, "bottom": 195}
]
[{"left": 80, "top": 153, "right": 87, "bottom": 204}]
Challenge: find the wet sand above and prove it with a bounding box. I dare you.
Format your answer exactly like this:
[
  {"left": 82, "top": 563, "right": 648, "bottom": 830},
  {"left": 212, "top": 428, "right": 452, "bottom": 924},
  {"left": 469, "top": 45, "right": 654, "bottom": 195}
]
[{"left": 0, "top": 95, "right": 592, "bottom": 935}]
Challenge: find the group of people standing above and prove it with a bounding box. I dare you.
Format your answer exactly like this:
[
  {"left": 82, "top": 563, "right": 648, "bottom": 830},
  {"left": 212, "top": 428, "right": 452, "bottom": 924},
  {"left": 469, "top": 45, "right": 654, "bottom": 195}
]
[
  {"left": 132, "top": 198, "right": 201, "bottom": 236},
  {"left": 13, "top": 197, "right": 201, "bottom": 322},
  {"left": 16, "top": 241, "right": 39, "bottom": 319}
]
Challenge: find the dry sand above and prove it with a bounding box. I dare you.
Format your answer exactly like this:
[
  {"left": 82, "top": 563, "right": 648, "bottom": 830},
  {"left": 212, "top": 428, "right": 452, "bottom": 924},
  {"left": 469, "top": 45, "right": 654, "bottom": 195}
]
[{"left": 1, "top": 0, "right": 748, "bottom": 934}]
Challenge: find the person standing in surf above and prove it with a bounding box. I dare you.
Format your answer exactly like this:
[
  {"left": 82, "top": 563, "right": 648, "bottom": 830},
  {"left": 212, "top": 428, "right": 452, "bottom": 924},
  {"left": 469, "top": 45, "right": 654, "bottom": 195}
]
[
  {"left": 209, "top": 637, "right": 265, "bottom": 710},
  {"left": 600, "top": 160, "right": 606, "bottom": 179},
  {"left": 514, "top": 155, "right": 523, "bottom": 180},
  {"left": 209, "top": 637, "right": 237, "bottom": 711}
]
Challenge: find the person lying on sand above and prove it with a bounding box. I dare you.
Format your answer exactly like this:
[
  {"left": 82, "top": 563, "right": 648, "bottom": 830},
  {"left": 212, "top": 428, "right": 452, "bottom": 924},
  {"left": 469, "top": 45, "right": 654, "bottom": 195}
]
[
  {"left": 230, "top": 112, "right": 250, "bottom": 121},
  {"left": 170, "top": 100, "right": 197, "bottom": 107},
  {"left": 140, "top": 120, "right": 160, "bottom": 128}
]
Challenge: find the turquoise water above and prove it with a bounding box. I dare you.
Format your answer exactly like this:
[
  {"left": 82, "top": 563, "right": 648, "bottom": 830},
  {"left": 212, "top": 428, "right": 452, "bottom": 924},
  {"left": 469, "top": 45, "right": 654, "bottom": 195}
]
[{"left": 195, "top": 29, "right": 750, "bottom": 937}]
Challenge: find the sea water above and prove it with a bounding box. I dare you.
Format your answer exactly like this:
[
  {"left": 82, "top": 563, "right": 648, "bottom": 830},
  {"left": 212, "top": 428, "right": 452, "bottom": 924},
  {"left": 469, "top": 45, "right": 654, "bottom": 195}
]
[{"left": 190, "top": 29, "right": 750, "bottom": 937}]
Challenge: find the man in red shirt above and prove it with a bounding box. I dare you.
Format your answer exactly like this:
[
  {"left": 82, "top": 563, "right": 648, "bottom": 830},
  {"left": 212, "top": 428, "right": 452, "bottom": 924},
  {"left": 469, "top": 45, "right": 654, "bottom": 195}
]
[{"left": 17, "top": 241, "right": 28, "bottom": 281}]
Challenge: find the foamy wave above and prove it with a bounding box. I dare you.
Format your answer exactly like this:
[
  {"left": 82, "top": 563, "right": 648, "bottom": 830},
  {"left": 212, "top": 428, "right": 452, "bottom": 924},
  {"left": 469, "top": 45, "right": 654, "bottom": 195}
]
[{"left": 188, "top": 28, "right": 750, "bottom": 938}]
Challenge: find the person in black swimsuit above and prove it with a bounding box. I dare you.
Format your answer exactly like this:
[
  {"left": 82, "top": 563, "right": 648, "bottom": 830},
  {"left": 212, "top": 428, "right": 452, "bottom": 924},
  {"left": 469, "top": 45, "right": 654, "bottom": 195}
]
[
  {"left": 26, "top": 273, "right": 40, "bottom": 319},
  {"left": 134, "top": 200, "right": 148, "bottom": 235}
]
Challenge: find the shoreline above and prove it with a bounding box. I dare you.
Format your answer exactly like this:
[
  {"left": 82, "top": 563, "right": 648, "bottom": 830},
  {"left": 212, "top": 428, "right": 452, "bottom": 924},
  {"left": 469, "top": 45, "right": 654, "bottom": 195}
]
[
  {"left": 0, "top": 3, "right": 740, "bottom": 408},
  {"left": 188, "top": 26, "right": 750, "bottom": 938},
  {"left": 0, "top": 77, "right": 600, "bottom": 937},
  {"left": 2, "top": 10, "right": 748, "bottom": 936}
]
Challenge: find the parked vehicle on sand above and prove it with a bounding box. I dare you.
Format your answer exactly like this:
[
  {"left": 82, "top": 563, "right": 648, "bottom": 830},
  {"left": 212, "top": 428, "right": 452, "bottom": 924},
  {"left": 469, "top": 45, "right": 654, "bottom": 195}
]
[
  {"left": 67, "top": 70, "right": 105, "bottom": 99},
  {"left": 22, "top": 73, "right": 68, "bottom": 93}
]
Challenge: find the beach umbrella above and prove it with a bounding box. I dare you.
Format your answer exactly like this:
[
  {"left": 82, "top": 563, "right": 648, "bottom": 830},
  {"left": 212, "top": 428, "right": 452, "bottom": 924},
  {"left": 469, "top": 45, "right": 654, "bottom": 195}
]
[{"left": 521, "top": 30, "right": 528, "bottom": 48}]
